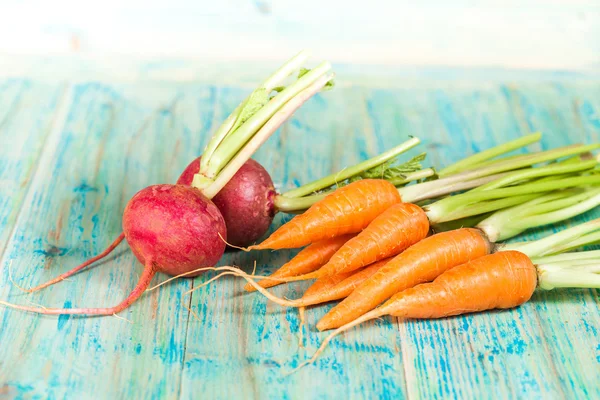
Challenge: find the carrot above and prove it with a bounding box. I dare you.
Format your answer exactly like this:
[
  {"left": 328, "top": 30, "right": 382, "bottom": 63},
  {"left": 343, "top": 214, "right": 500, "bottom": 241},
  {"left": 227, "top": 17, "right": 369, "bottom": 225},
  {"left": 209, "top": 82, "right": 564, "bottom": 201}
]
[
  {"left": 257, "top": 142, "right": 599, "bottom": 254},
  {"left": 297, "top": 257, "right": 392, "bottom": 305},
  {"left": 316, "top": 228, "right": 491, "bottom": 330},
  {"left": 194, "top": 257, "right": 394, "bottom": 308},
  {"left": 312, "top": 203, "right": 429, "bottom": 277},
  {"left": 243, "top": 202, "right": 429, "bottom": 284},
  {"left": 244, "top": 234, "right": 355, "bottom": 292},
  {"left": 294, "top": 251, "right": 538, "bottom": 371},
  {"left": 321, "top": 216, "right": 600, "bottom": 331},
  {"left": 249, "top": 179, "right": 401, "bottom": 250}
]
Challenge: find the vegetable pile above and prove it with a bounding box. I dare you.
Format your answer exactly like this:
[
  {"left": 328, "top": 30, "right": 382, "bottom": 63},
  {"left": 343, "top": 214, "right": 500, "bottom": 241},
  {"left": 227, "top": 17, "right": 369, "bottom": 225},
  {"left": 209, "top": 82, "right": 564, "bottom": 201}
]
[
  {"left": 1, "top": 54, "right": 599, "bottom": 374},
  {"left": 186, "top": 133, "right": 600, "bottom": 370}
]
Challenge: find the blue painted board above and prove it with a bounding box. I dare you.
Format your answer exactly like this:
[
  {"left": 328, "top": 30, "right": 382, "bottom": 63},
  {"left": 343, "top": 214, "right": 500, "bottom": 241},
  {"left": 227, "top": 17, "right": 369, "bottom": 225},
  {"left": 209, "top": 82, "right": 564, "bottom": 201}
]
[
  {"left": 0, "top": 80, "right": 65, "bottom": 252},
  {"left": 0, "top": 68, "right": 599, "bottom": 399}
]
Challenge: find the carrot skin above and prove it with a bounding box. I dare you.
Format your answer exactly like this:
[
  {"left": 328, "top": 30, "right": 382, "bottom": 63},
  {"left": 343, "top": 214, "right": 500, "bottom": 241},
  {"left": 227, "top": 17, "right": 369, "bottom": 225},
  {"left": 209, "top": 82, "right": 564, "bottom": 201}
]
[
  {"left": 295, "top": 251, "right": 537, "bottom": 371},
  {"left": 300, "top": 257, "right": 392, "bottom": 305},
  {"left": 317, "top": 228, "right": 491, "bottom": 330},
  {"left": 301, "top": 271, "right": 355, "bottom": 299},
  {"left": 251, "top": 179, "right": 401, "bottom": 250},
  {"left": 251, "top": 202, "right": 429, "bottom": 284},
  {"left": 244, "top": 234, "right": 355, "bottom": 292},
  {"left": 385, "top": 251, "right": 537, "bottom": 319},
  {"left": 317, "top": 203, "right": 429, "bottom": 277}
]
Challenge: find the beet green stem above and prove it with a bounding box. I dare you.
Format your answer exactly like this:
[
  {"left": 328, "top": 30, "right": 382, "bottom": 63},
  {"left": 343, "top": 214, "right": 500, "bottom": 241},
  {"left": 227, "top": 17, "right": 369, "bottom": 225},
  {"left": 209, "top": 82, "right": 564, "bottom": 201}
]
[
  {"left": 200, "top": 50, "right": 310, "bottom": 175},
  {"left": 202, "top": 73, "right": 334, "bottom": 199},
  {"left": 204, "top": 61, "right": 332, "bottom": 180}
]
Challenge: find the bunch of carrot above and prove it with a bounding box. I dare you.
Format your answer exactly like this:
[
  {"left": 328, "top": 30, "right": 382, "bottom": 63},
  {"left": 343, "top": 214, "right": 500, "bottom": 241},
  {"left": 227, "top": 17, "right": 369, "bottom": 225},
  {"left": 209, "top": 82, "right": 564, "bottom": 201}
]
[{"left": 192, "top": 133, "right": 600, "bottom": 369}]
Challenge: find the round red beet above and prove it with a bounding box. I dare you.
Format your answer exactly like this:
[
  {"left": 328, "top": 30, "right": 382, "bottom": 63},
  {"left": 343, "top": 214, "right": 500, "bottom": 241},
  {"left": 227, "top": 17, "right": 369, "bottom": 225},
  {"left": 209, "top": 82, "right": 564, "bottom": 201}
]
[
  {"left": 177, "top": 157, "right": 276, "bottom": 247},
  {"left": 123, "top": 184, "right": 227, "bottom": 277}
]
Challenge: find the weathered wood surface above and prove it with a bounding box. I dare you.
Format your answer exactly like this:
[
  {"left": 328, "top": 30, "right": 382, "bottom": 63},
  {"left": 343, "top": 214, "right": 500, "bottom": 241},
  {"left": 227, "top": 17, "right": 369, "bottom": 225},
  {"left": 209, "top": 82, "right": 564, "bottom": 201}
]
[{"left": 0, "top": 69, "right": 599, "bottom": 399}]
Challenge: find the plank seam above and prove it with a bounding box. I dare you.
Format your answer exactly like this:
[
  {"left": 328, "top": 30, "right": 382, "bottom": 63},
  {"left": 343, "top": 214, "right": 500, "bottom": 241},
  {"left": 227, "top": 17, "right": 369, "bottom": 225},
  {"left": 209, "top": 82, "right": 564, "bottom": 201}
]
[
  {"left": 176, "top": 279, "right": 194, "bottom": 400},
  {"left": 0, "top": 82, "right": 74, "bottom": 266}
]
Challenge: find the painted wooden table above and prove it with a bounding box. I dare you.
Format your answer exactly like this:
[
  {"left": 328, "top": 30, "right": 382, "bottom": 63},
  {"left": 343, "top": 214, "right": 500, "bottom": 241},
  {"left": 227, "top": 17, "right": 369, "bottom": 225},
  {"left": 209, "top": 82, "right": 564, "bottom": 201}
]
[{"left": 0, "top": 61, "right": 599, "bottom": 399}]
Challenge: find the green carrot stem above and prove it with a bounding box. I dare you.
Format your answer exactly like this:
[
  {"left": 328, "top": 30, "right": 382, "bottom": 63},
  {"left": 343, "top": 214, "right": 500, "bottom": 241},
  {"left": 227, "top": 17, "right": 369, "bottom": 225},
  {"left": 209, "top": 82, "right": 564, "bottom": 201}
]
[
  {"left": 436, "top": 193, "right": 541, "bottom": 223},
  {"left": 200, "top": 50, "right": 310, "bottom": 173},
  {"left": 533, "top": 259, "right": 600, "bottom": 269},
  {"left": 430, "top": 213, "right": 493, "bottom": 232},
  {"left": 399, "top": 172, "right": 512, "bottom": 203},
  {"left": 502, "top": 218, "right": 600, "bottom": 258},
  {"left": 533, "top": 250, "right": 600, "bottom": 264},
  {"left": 274, "top": 167, "right": 436, "bottom": 214},
  {"left": 399, "top": 143, "right": 600, "bottom": 204},
  {"left": 476, "top": 190, "right": 577, "bottom": 228},
  {"left": 274, "top": 193, "right": 327, "bottom": 213},
  {"left": 204, "top": 61, "right": 332, "bottom": 179},
  {"left": 560, "top": 260, "right": 600, "bottom": 270},
  {"left": 500, "top": 192, "right": 600, "bottom": 242},
  {"left": 425, "top": 175, "right": 600, "bottom": 224},
  {"left": 479, "top": 189, "right": 600, "bottom": 242},
  {"left": 470, "top": 159, "right": 597, "bottom": 192},
  {"left": 283, "top": 137, "right": 420, "bottom": 199},
  {"left": 537, "top": 265, "right": 600, "bottom": 290},
  {"left": 474, "top": 150, "right": 583, "bottom": 171},
  {"left": 437, "top": 132, "right": 541, "bottom": 177},
  {"left": 541, "top": 231, "right": 600, "bottom": 255},
  {"left": 388, "top": 168, "right": 435, "bottom": 186}
]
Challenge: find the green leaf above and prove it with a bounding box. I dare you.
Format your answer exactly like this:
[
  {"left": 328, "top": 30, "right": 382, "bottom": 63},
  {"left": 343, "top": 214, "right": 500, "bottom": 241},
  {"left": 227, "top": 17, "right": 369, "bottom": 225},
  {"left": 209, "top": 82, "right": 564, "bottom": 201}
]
[
  {"left": 298, "top": 67, "right": 311, "bottom": 79},
  {"left": 348, "top": 153, "right": 426, "bottom": 182},
  {"left": 323, "top": 79, "right": 335, "bottom": 91},
  {"left": 229, "top": 88, "right": 269, "bottom": 134},
  {"left": 314, "top": 153, "right": 427, "bottom": 193}
]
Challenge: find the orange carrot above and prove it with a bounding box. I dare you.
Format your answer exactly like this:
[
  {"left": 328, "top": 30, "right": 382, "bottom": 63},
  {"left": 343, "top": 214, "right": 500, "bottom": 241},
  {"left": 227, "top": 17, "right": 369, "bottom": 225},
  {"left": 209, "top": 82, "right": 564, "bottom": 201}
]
[
  {"left": 224, "top": 258, "right": 394, "bottom": 308},
  {"left": 245, "top": 202, "right": 430, "bottom": 284},
  {"left": 295, "top": 251, "right": 537, "bottom": 370},
  {"left": 244, "top": 234, "right": 355, "bottom": 292},
  {"left": 312, "top": 203, "right": 428, "bottom": 277},
  {"left": 250, "top": 179, "right": 401, "bottom": 250},
  {"left": 317, "top": 228, "right": 491, "bottom": 330},
  {"left": 383, "top": 251, "right": 537, "bottom": 319},
  {"left": 300, "top": 257, "right": 392, "bottom": 305}
]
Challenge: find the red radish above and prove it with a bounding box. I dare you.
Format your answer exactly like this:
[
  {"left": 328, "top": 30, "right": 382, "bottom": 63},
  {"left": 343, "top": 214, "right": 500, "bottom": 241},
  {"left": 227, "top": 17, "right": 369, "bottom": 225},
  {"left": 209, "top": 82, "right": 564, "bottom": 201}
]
[
  {"left": 178, "top": 157, "right": 276, "bottom": 247},
  {"left": 2, "top": 184, "right": 226, "bottom": 316},
  {"left": 123, "top": 184, "right": 226, "bottom": 277},
  {"left": 10, "top": 53, "right": 337, "bottom": 298}
]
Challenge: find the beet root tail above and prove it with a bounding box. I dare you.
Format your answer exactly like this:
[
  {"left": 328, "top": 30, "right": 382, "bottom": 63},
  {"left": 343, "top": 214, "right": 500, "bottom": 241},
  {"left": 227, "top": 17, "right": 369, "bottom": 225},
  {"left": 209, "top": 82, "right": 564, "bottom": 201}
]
[
  {"left": 1, "top": 264, "right": 156, "bottom": 316},
  {"left": 14, "top": 233, "right": 126, "bottom": 294}
]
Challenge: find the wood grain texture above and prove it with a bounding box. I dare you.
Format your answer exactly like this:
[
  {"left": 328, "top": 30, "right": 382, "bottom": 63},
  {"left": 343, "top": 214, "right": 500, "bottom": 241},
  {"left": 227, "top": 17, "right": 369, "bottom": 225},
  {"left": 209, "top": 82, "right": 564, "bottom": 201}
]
[
  {"left": 0, "top": 70, "right": 599, "bottom": 399},
  {"left": 0, "top": 79, "right": 65, "bottom": 254}
]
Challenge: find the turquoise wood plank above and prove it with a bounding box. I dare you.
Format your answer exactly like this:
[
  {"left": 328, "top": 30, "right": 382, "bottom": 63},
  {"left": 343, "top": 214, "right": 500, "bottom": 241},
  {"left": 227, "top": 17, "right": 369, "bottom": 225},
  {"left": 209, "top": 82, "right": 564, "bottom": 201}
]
[
  {"left": 0, "top": 79, "right": 65, "bottom": 254},
  {"left": 0, "top": 81, "right": 221, "bottom": 398},
  {"left": 1, "top": 75, "right": 599, "bottom": 399}
]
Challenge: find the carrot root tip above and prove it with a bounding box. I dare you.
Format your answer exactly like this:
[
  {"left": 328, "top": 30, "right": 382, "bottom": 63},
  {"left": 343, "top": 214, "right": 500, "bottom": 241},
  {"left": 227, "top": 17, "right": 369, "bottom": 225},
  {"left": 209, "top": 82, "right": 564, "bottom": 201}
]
[{"left": 218, "top": 233, "right": 251, "bottom": 252}]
